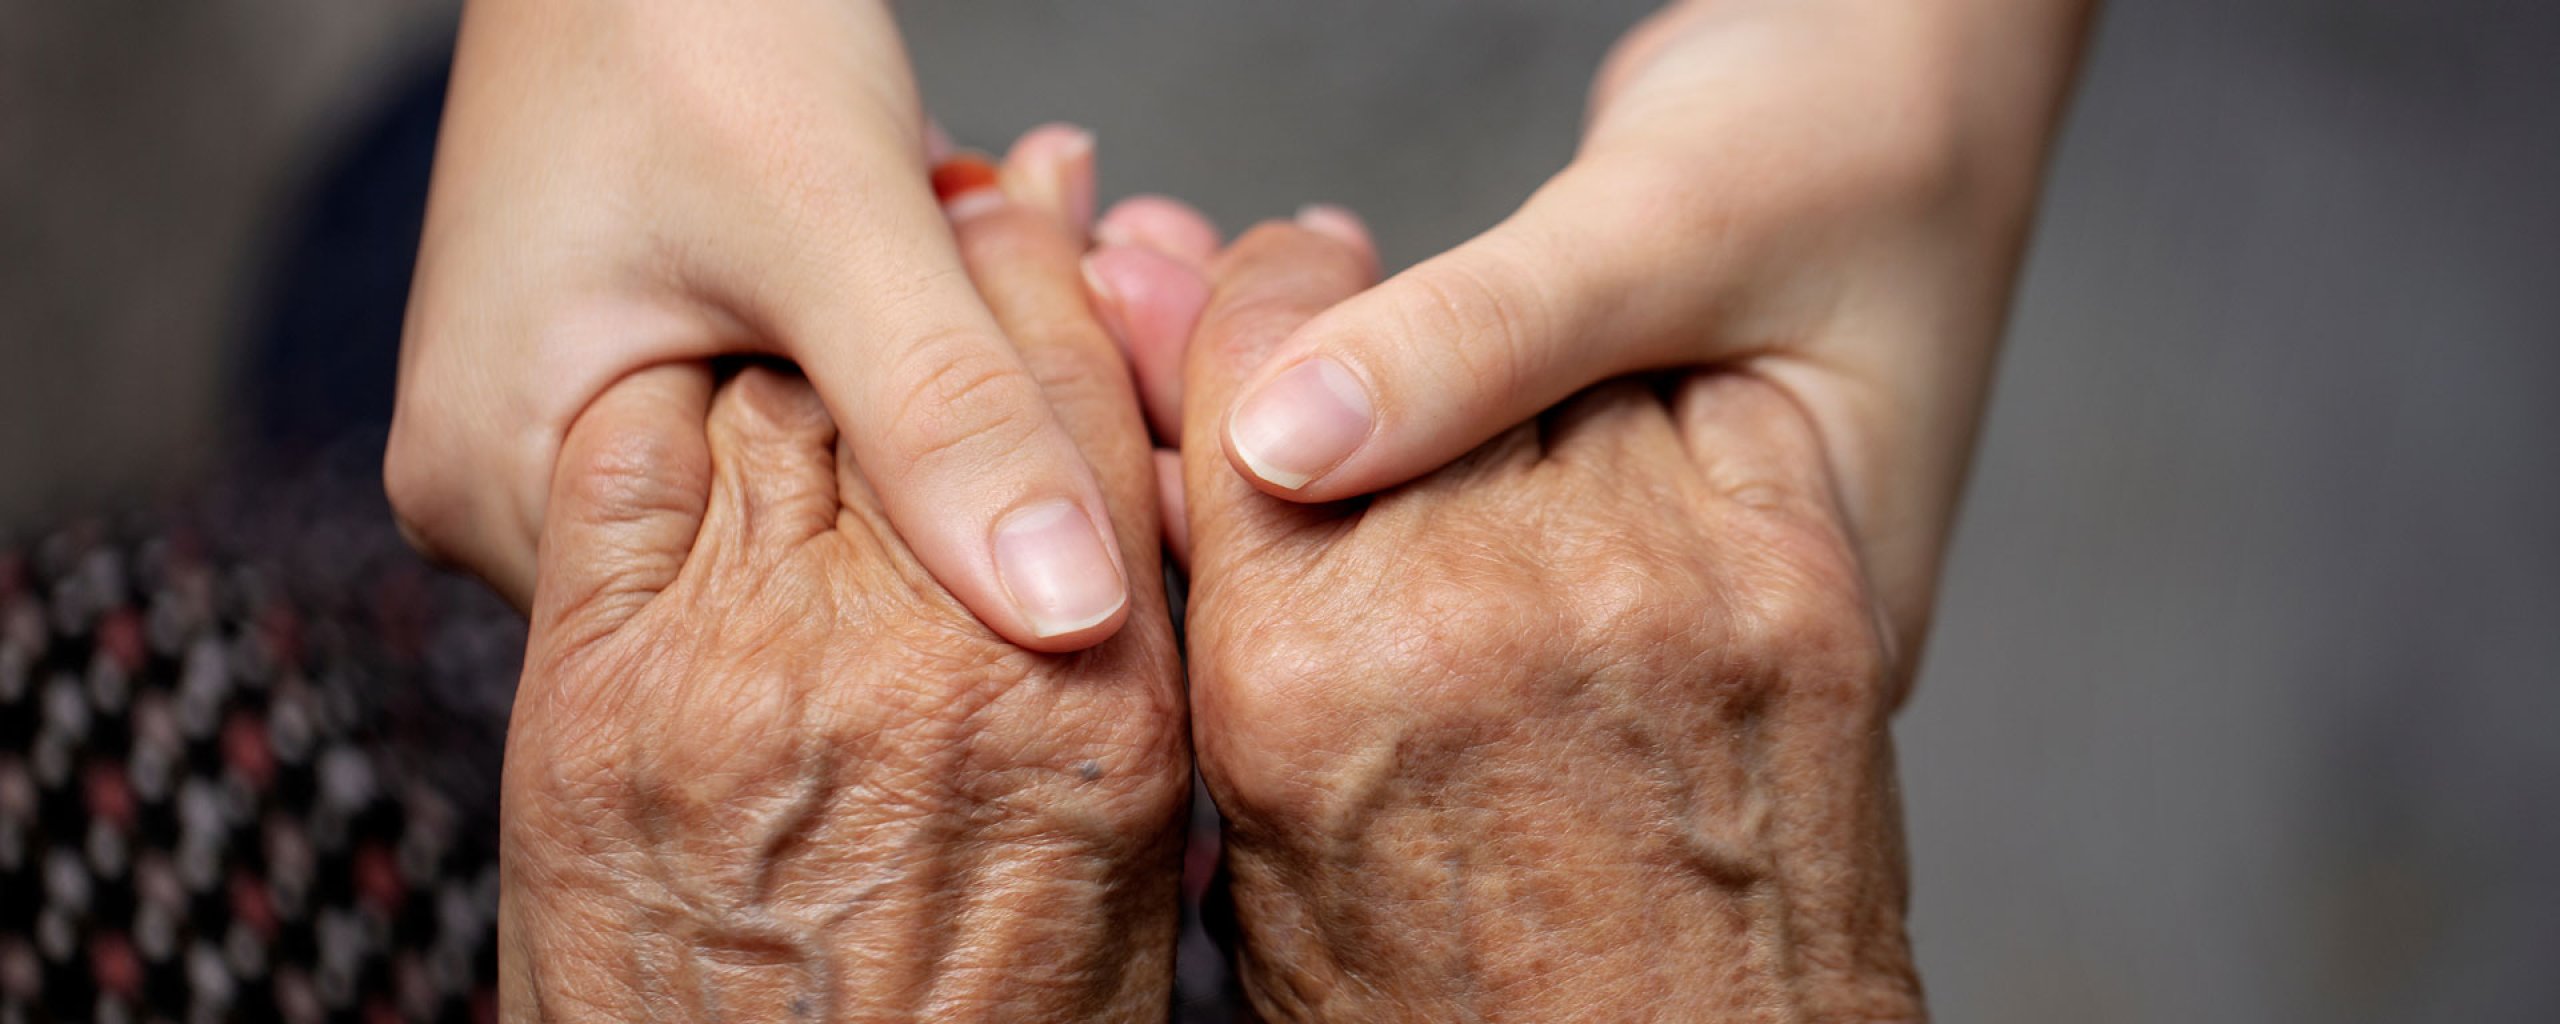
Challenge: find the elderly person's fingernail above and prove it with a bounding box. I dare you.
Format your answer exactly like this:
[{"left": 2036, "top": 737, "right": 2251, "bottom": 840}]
[
  {"left": 992, "top": 499, "right": 1126, "bottom": 638},
  {"left": 1005, "top": 124, "right": 1095, "bottom": 231},
  {"left": 1228, "top": 357, "right": 1374, "bottom": 490},
  {"left": 1096, "top": 195, "right": 1222, "bottom": 267},
  {"left": 932, "top": 154, "right": 1005, "bottom": 221},
  {"left": 1295, "top": 204, "right": 1370, "bottom": 249}
]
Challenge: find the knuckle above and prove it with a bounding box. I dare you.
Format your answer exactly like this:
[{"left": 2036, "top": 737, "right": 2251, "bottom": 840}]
[
  {"left": 559, "top": 426, "right": 708, "bottom": 531},
  {"left": 881, "top": 333, "right": 1050, "bottom": 477},
  {"left": 1399, "top": 247, "right": 1548, "bottom": 398},
  {"left": 1191, "top": 623, "right": 1353, "bottom": 820},
  {"left": 1016, "top": 324, "right": 1120, "bottom": 401},
  {"left": 1194, "top": 565, "right": 1560, "bottom": 823},
  {"left": 864, "top": 262, "right": 977, "bottom": 327},
  {"left": 1567, "top": 539, "right": 1711, "bottom": 659},
  {"left": 1725, "top": 526, "right": 1892, "bottom": 717}
]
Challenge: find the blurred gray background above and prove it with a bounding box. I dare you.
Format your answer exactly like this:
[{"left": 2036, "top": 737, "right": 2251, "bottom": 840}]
[{"left": 5, "top": 1, "right": 2555, "bottom": 1020}]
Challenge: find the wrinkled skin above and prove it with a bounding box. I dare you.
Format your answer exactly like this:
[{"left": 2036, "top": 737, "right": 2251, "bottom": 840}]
[
  {"left": 499, "top": 178, "right": 1185, "bottom": 1021},
  {"left": 1173, "top": 224, "right": 1921, "bottom": 1022}
]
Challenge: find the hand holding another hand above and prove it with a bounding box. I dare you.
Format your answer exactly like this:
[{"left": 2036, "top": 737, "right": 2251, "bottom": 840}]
[
  {"left": 477, "top": 0, "right": 2096, "bottom": 1010},
  {"left": 1207, "top": 0, "right": 2089, "bottom": 659},
  {"left": 500, "top": 144, "right": 1187, "bottom": 1020},
  {"left": 1087, "top": 213, "right": 1921, "bottom": 1021},
  {"left": 393, "top": 0, "right": 1136, "bottom": 651}
]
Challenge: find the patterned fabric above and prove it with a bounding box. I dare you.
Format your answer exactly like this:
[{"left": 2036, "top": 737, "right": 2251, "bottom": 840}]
[
  {"left": 0, "top": 458, "right": 1244, "bottom": 1021},
  {"left": 0, "top": 461, "right": 518, "bottom": 1024}
]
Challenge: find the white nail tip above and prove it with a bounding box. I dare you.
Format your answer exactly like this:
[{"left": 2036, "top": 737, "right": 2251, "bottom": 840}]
[
  {"left": 1031, "top": 590, "right": 1127, "bottom": 639},
  {"left": 1235, "top": 444, "right": 1314, "bottom": 491},
  {"left": 943, "top": 190, "right": 1006, "bottom": 223}
]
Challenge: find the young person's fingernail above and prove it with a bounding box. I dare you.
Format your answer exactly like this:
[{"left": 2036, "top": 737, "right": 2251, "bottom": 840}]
[
  {"left": 932, "top": 154, "right": 1004, "bottom": 220},
  {"left": 992, "top": 499, "right": 1126, "bottom": 638},
  {"left": 1295, "top": 204, "right": 1370, "bottom": 248},
  {"left": 1227, "top": 357, "right": 1374, "bottom": 490}
]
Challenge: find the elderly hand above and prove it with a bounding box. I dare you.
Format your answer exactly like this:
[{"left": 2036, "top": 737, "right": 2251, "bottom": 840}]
[
  {"left": 497, "top": 140, "right": 1186, "bottom": 1020},
  {"left": 392, "top": 0, "right": 1136, "bottom": 652},
  {"left": 1205, "top": 0, "right": 2090, "bottom": 658},
  {"left": 1128, "top": 219, "right": 1923, "bottom": 1021}
]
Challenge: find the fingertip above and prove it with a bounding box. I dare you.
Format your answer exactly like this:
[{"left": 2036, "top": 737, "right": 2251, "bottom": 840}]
[
  {"left": 888, "top": 214, "right": 1140, "bottom": 653},
  {"left": 1003, "top": 122, "right": 1097, "bottom": 234},
  {"left": 1181, "top": 220, "right": 1380, "bottom": 444},
  {"left": 1081, "top": 243, "right": 1209, "bottom": 440},
  {"left": 1222, "top": 353, "right": 1378, "bottom": 499},
  {"left": 1293, "top": 204, "right": 1375, "bottom": 265},
  {"left": 1215, "top": 199, "right": 1651, "bottom": 504},
  {"left": 989, "top": 497, "right": 1131, "bottom": 651},
  {"left": 1174, "top": 220, "right": 1392, "bottom": 551},
  {"left": 1096, "top": 195, "right": 1221, "bottom": 267}
]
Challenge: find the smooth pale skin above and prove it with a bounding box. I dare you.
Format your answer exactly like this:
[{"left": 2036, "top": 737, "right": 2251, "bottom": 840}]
[{"left": 499, "top": 149, "right": 1186, "bottom": 1020}]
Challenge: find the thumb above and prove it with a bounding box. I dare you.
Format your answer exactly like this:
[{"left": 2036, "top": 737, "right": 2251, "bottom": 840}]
[
  {"left": 765, "top": 132, "right": 1134, "bottom": 652},
  {"left": 1180, "top": 214, "right": 1381, "bottom": 565},
  {"left": 530, "top": 363, "right": 716, "bottom": 638},
  {"left": 1220, "top": 161, "right": 1731, "bottom": 500}
]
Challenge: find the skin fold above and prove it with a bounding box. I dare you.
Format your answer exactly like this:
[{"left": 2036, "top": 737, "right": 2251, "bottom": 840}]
[
  {"left": 498, "top": 150, "right": 1186, "bottom": 1021},
  {"left": 1141, "top": 222, "right": 1923, "bottom": 1021}
]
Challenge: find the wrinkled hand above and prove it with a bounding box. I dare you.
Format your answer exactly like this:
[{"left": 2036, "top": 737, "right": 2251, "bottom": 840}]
[
  {"left": 1207, "top": 0, "right": 2091, "bottom": 658},
  {"left": 498, "top": 150, "right": 1185, "bottom": 1021},
  {"left": 1146, "top": 220, "right": 1921, "bottom": 1021},
  {"left": 392, "top": 0, "right": 1134, "bottom": 652}
]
